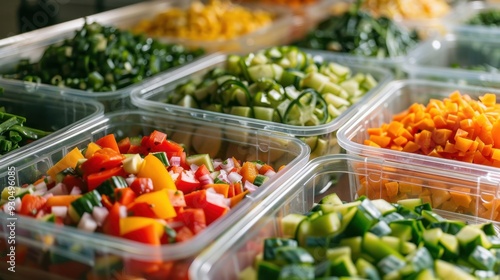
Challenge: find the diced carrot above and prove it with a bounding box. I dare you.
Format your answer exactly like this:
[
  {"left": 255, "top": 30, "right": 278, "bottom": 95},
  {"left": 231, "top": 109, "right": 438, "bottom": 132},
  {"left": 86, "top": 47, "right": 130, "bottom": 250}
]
[
  {"left": 386, "top": 121, "right": 404, "bottom": 137},
  {"left": 432, "top": 129, "right": 452, "bottom": 145},
  {"left": 384, "top": 181, "right": 399, "bottom": 197},
  {"left": 455, "top": 136, "right": 473, "bottom": 153},
  {"left": 203, "top": 183, "right": 230, "bottom": 198},
  {"left": 367, "top": 127, "right": 383, "bottom": 136},
  {"left": 480, "top": 93, "right": 496, "bottom": 107},
  {"left": 240, "top": 162, "right": 258, "bottom": 184},
  {"left": 492, "top": 148, "right": 500, "bottom": 161},
  {"left": 492, "top": 120, "right": 500, "bottom": 148},
  {"left": 403, "top": 141, "right": 420, "bottom": 153},
  {"left": 369, "top": 135, "right": 391, "bottom": 148},
  {"left": 393, "top": 136, "right": 408, "bottom": 147},
  {"left": 364, "top": 139, "right": 381, "bottom": 148},
  {"left": 230, "top": 190, "right": 250, "bottom": 208},
  {"left": 46, "top": 195, "right": 82, "bottom": 207}
]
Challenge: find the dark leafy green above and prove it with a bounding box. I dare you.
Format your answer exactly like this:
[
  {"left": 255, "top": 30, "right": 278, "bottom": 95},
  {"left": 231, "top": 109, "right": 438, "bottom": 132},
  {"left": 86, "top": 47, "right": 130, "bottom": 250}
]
[
  {"left": 3, "top": 21, "right": 204, "bottom": 92},
  {"left": 294, "top": 5, "right": 420, "bottom": 58},
  {"left": 467, "top": 9, "right": 500, "bottom": 27}
]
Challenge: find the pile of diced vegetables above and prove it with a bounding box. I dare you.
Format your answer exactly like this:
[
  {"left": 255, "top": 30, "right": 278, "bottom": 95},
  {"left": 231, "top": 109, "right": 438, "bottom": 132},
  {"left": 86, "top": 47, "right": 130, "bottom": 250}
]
[
  {"left": 0, "top": 130, "right": 281, "bottom": 278},
  {"left": 243, "top": 193, "right": 500, "bottom": 279}
]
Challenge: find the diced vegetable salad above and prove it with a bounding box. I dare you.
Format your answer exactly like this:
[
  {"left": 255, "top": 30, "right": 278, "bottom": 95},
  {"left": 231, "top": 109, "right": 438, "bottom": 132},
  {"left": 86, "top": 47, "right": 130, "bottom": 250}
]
[
  {"left": 132, "top": 0, "right": 274, "bottom": 41},
  {"left": 0, "top": 130, "right": 281, "bottom": 278},
  {"left": 165, "top": 46, "right": 378, "bottom": 158},
  {"left": 294, "top": 2, "right": 420, "bottom": 58},
  {"left": 244, "top": 193, "right": 500, "bottom": 279},
  {"left": 364, "top": 91, "right": 500, "bottom": 167},
  {"left": 2, "top": 21, "right": 204, "bottom": 92},
  {"left": 0, "top": 87, "right": 51, "bottom": 155}
]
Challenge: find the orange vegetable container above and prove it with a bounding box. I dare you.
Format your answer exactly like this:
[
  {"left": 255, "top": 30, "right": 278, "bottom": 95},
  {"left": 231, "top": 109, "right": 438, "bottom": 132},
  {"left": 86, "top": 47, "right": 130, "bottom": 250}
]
[{"left": 337, "top": 79, "right": 500, "bottom": 180}]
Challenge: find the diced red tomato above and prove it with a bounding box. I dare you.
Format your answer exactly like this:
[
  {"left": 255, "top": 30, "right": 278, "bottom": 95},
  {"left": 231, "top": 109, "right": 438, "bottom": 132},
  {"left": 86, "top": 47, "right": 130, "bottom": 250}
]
[
  {"left": 19, "top": 194, "right": 47, "bottom": 216},
  {"left": 174, "top": 208, "right": 206, "bottom": 234},
  {"left": 129, "top": 177, "right": 154, "bottom": 196},
  {"left": 62, "top": 174, "right": 86, "bottom": 193},
  {"left": 194, "top": 164, "right": 211, "bottom": 180},
  {"left": 117, "top": 137, "right": 131, "bottom": 154},
  {"left": 148, "top": 130, "right": 167, "bottom": 147},
  {"left": 143, "top": 261, "right": 174, "bottom": 280},
  {"left": 175, "top": 226, "right": 194, "bottom": 242}
]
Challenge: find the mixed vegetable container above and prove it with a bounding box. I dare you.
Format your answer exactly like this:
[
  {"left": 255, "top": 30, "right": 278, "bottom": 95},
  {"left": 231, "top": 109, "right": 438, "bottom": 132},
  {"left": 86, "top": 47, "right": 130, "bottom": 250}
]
[{"left": 2, "top": 0, "right": 500, "bottom": 280}]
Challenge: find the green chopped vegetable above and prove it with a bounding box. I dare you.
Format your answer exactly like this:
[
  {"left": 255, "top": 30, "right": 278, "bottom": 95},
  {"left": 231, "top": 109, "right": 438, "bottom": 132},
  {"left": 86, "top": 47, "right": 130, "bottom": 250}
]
[
  {"left": 294, "top": 3, "right": 420, "bottom": 58},
  {"left": 467, "top": 9, "right": 500, "bottom": 27},
  {"left": 3, "top": 21, "right": 204, "bottom": 92}
]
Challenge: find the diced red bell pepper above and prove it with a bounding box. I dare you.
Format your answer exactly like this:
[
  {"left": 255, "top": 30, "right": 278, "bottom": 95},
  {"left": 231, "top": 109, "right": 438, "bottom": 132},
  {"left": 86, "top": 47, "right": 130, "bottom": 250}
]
[
  {"left": 19, "top": 194, "right": 46, "bottom": 217},
  {"left": 117, "top": 137, "right": 131, "bottom": 154},
  {"left": 115, "top": 187, "right": 136, "bottom": 206},
  {"left": 102, "top": 202, "right": 121, "bottom": 237},
  {"left": 184, "top": 190, "right": 229, "bottom": 225},
  {"left": 194, "top": 164, "right": 211, "bottom": 178},
  {"left": 80, "top": 148, "right": 125, "bottom": 176},
  {"left": 174, "top": 208, "right": 206, "bottom": 234},
  {"left": 122, "top": 224, "right": 161, "bottom": 245},
  {"left": 101, "top": 194, "right": 114, "bottom": 211},
  {"left": 95, "top": 134, "right": 120, "bottom": 154},
  {"left": 129, "top": 177, "right": 155, "bottom": 196},
  {"left": 175, "top": 171, "right": 200, "bottom": 194},
  {"left": 127, "top": 144, "right": 148, "bottom": 155},
  {"left": 184, "top": 190, "right": 207, "bottom": 209},
  {"left": 143, "top": 262, "right": 174, "bottom": 280},
  {"left": 203, "top": 201, "right": 229, "bottom": 225},
  {"left": 148, "top": 130, "right": 167, "bottom": 148},
  {"left": 127, "top": 202, "right": 158, "bottom": 219},
  {"left": 86, "top": 166, "right": 127, "bottom": 192},
  {"left": 150, "top": 139, "right": 184, "bottom": 158},
  {"left": 123, "top": 258, "right": 163, "bottom": 278}
]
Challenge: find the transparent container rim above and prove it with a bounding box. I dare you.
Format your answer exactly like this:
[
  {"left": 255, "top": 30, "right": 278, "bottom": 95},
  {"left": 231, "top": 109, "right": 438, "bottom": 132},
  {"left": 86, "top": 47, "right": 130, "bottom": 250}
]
[
  {"left": 336, "top": 79, "right": 500, "bottom": 179},
  {"left": 130, "top": 52, "right": 393, "bottom": 136},
  {"left": 0, "top": 109, "right": 310, "bottom": 261}
]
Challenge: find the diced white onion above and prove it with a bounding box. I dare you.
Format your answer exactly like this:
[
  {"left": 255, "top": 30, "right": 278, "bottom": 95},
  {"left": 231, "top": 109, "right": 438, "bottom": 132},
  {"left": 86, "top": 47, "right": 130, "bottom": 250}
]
[
  {"left": 170, "top": 156, "right": 181, "bottom": 166},
  {"left": 199, "top": 174, "right": 214, "bottom": 186},
  {"left": 119, "top": 205, "right": 128, "bottom": 218},
  {"left": 213, "top": 159, "right": 223, "bottom": 169},
  {"left": 34, "top": 182, "right": 47, "bottom": 192},
  {"left": 92, "top": 206, "right": 109, "bottom": 226},
  {"left": 126, "top": 177, "right": 136, "bottom": 186},
  {"left": 42, "top": 193, "right": 54, "bottom": 200},
  {"left": 264, "top": 170, "right": 277, "bottom": 177},
  {"left": 217, "top": 170, "right": 228, "bottom": 183},
  {"left": 14, "top": 197, "right": 22, "bottom": 212},
  {"left": 221, "top": 158, "right": 234, "bottom": 171},
  {"left": 169, "top": 171, "right": 180, "bottom": 181},
  {"left": 33, "top": 189, "right": 47, "bottom": 196},
  {"left": 70, "top": 187, "right": 82, "bottom": 195},
  {"left": 51, "top": 206, "right": 67, "bottom": 218},
  {"left": 244, "top": 181, "right": 258, "bottom": 193},
  {"left": 47, "top": 183, "right": 68, "bottom": 196},
  {"left": 255, "top": 163, "right": 263, "bottom": 170},
  {"left": 227, "top": 172, "right": 242, "bottom": 183},
  {"left": 190, "top": 164, "right": 199, "bottom": 172},
  {"left": 206, "top": 189, "right": 230, "bottom": 208},
  {"left": 77, "top": 212, "right": 98, "bottom": 232}
]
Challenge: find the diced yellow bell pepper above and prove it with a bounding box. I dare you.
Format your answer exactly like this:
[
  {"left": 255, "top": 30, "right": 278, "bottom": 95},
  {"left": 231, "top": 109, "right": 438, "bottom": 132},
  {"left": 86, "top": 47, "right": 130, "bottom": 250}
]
[
  {"left": 134, "top": 189, "right": 177, "bottom": 219},
  {"left": 85, "top": 142, "right": 102, "bottom": 159},
  {"left": 119, "top": 216, "right": 164, "bottom": 237},
  {"left": 137, "top": 154, "right": 176, "bottom": 191},
  {"left": 47, "top": 147, "right": 84, "bottom": 180}
]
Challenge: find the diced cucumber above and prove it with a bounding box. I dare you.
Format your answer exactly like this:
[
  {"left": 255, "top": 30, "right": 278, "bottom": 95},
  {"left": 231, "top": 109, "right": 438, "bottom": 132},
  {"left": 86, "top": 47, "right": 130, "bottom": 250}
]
[
  {"left": 435, "top": 260, "right": 476, "bottom": 280},
  {"left": 328, "top": 254, "right": 358, "bottom": 277},
  {"left": 371, "top": 199, "right": 397, "bottom": 216},
  {"left": 282, "top": 213, "right": 307, "bottom": 238},
  {"left": 1, "top": 185, "right": 33, "bottom": 200},
  {"left": 397, "top": 198, "right": 423, "bottom": 211},
  {"left": 177, "top": 94, "right": 198, "bottom": 108},
  {"left": 96, "top": 176, "right": 128, "bottom": 198},
  {"left": 369, "top": 221, "right": 391, "bottom": 237},
  {"left": 377, "top": 255, "right": 405, "bottom": 275},
  {"left": 309, "top": 212, "right": 341, "bottom": 236},
  {"left": 275, "top": 246, "right": 314, "bottom": 265},
  {"left": 253, "top": 175, "right": 269, "bottom": 187},
  {"left": 257, "top": 261, "right": 281, "bottom": 280},
  {"left": 310, "top": 138, "right": 329, "bottom": 159},
  {"left": 230, "top": 106, "right": 253, "bottom": 118},
  {"left": 278, "top": 264, "right": 314, "bottom": 280},
  {"left": 151, "top": 151, "right": 169, "bottom": 167},
  {"left": 264, "top": 238, "right": 298, "bottom": 261},
  {"left": 319, "top": 193, "right": 343, "bottom": 205},
  {"left": 423, "top": 227, "right": 443, "bottom": 246},
  {"left": 41, "top": 213, "right": 56, "bottom": 223},
  {"left": 456, "top": 226, "right": 491, "bottom": 254},
  {"left": 356, "top": 258, "right": 380, "bottom": 280},
  {"left": 380, "top": 236, "right": 401, "bottom": 253},
  {"left": 362, "top": 232, "right": 404, "bottom": 262},
  {"left": 186, "top": 153, "right": 214, "bottom": 172},
  {"left": 400, "top": 241, "right": 417, "bottom": 256},
  {"left": 440, "top": 232, "right": 459, "bottom": 260},
  {"left": 253, "top": 106, "right": 280, "bottom": 122},
  {"left": 326, "top": 246, "right": 351, "bottom": 261},
  {"left": 68, "top": 190, "right": 102, "bottom": 223},
  {"left": 468, "top": 246, "right": 496, "bottom": 271},
  {"left": 345, "top": 208, "right": 377, "bottom": 236}
]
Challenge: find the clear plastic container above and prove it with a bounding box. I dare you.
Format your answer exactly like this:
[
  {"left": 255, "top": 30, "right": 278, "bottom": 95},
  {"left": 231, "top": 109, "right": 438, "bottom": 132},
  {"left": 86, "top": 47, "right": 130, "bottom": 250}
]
[
  {"left": 130, "top": 53, "right": 393, "bottom": 159},
  {"left": 0, "top": 1, "right": 280, "bottom": 111},
  {"left": 0, "top": 81, "right": 103, "bottom": 165},
  {"left": 189, "top": 154, "right": 500, "bottom": 279},
  {"left": 0, "top": 110, "right": 309, "bottom": 280},
  {"left": 337, "top": 79, "right": 500, "bottom": 180},
  {"left": 404, "top": 33, "right": 500, "bottom": 88},
  {"left": 444, "top": 1, "right": 500, "bottom": 39}
]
